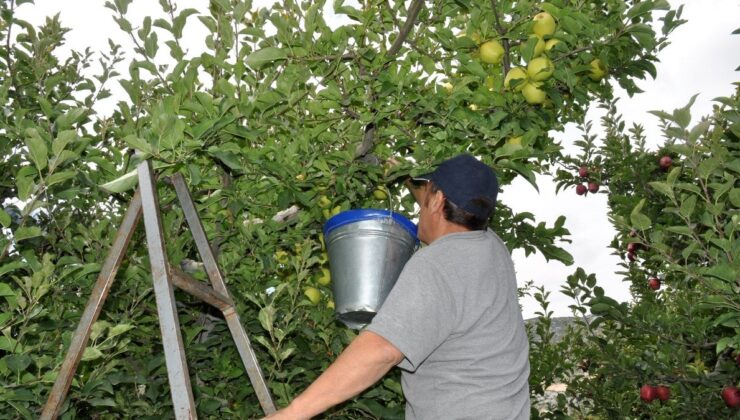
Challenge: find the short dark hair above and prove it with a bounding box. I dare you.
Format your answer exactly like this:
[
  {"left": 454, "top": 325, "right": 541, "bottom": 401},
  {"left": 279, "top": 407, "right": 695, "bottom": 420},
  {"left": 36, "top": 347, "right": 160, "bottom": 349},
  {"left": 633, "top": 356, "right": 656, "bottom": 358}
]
[{"left": 429, "top": 183, "right": 491, "bottom": 230}]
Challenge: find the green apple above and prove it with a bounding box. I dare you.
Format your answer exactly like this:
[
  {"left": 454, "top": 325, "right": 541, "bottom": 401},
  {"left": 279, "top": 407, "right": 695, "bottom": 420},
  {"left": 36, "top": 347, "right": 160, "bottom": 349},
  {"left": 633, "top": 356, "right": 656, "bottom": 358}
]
[
  {"left": 373, "top": 187, "right": 387, "bottom": 200},
  {"left": 532, "top": 12, "right": 556, "bottom": 37},
  {"left": 521, "top": 82, "right": 546, "bottom": 104},
  {"left": 589, "top": 58, "right": 607, "bottom": 81},
  {"left": 506, "top": 136, "right": 523, "bottom": 146},
  {"left": 527, "top": 57, "right": 553, "bottom": 81},
  {"left": 544, "top": 38, "right": 561, "bottom": 52},
  {"left": 274, "top": 250, "right": 289, "bottom": 264},
  {"left": 318, "top": 195, "right": 331, "bottom": 208},
  {"left": 520, "top": 35, "right": 545, "bottom": 58},
  {"left": 504, "top": 67, "right": 528, "bottom": 91},
  {"left": 479, "top": 40, "right": 505, "bottom": 64},
  {"left": 317, "top": 268, "right": 331, "bottom": 286},
  {"left": 304, "top": 287, "right": 321, "bottom": 305}
]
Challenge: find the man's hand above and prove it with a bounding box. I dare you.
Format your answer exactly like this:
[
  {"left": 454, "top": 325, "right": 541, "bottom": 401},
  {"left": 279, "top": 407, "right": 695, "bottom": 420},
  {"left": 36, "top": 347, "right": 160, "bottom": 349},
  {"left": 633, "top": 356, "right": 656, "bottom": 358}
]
[{"left": 259, "top": 331, "right": 403, "bottom": 419}]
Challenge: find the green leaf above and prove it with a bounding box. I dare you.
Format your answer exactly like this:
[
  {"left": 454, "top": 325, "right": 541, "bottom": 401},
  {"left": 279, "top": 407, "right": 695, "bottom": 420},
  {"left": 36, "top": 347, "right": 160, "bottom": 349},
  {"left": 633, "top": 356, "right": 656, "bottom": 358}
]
[
  {"left": 258, "top": 306, "right": 275, "bottom": 334},
  {"left": 666, "top": 166, "right": 681, "bottom": 184},
  {"left": 81, "top": 346, "right": 104, "bottom": 362},
  {"left": 16, "top": 167, "right": 36, "bottom": 201},
  {"left": 25, "top": 129, "right": 48, "bottom": 171},
  {"left": 0, "top": 282, "right": 15, "bottom": 297},
  {"left": 144, "top": 32, "right": 159, "bottom": 58},
  {"left": 590, "top": 303, "right": 611, "bottom": 315},
  {"left": 627, "top": 1, "right": 656, "bottom": 19},
  {"left": 0, "top": 336, "right": 22, "bottom": 352},
  {"left": 705, "top": 264, "right": 735, "bottom": 282},
  {"left": 173, "top": 8, "right": 198, "bottom": 38},
  {"left": 729, "top": 188, "right": 740, "bottom": 207},
  {"left": 0, "top": 262, "right": 23, "bottom": 279},
  {"left": 46, "top": 171, "right": 77, "bottom": 187},
  {"left": 198, "top": 15, "right": 217, "bottom": 32},
  {"left": 648, "top": 110, "right": 673, "bottom": 122},
  {"left": 4, "top": 354, "right": 32, "bottom": 374},
  {"left": 665, "top": 226, "right": 693, "bottom": 237},
  {"left": 630, "top": 199, "right": 651, "bottom": 230},
  {"left": 56, "top": 108, "right": 86, "bottom": 130},
  {"left": 208, "top": 146, "right": 243, "bottom": 172},
  {"left": 245, "top": 47, "right": 288, "bottom": 69},
  {"left": 716, "top": 337, "right": 732, "bottom": 354},
  {"left": 648, "top": 181, "right": 674, "bottom": 200},
  {"left": 100, "top": 169, "right": 138, "bottom": 193},
  {"left": 123, "top": 134, "right": 152, "bottom": 154},
  {"left": 673, "top": 93, "right": 698, "bottom": 129},
  {"left": 713, "top": 312, "right": 740, "bottom": 328},
  {"left": 90, "top": 321, "right": 110, "bottom": 341},
  {"left": 52, "top": 130, "right": 77, "bottom": 156},
  {"left": 108, "top": 324, "right": 134, "bottom": 338},
  {"left": 679, "top": 194, "right": 696, "bottom": 218},
  {"left": 88, "top": 398, "right": 118, "bottom": 408},
  {"left": 688, "top": 119, "right": 711, "bottom": 143},
  {"left": 0, "top": 210, "right": 10, "bottom": 228},
  {"left": 14, "top": 227, "right": 42, "bottom": 242},
  {"left": 461, "top": 59, "right": 488, "bottom": 79},
  {"left": 697, "top": 157, "right": 720, "bottom": 179},
  {"left": 540, "top": 245, "right": 573, "bottom": 265}
]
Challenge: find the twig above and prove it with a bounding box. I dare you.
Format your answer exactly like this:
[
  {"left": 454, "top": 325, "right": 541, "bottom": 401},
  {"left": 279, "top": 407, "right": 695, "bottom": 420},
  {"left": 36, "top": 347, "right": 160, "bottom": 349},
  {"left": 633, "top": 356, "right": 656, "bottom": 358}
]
[{"left": 490, "top": 0, "right": 510, "bottom": 74}]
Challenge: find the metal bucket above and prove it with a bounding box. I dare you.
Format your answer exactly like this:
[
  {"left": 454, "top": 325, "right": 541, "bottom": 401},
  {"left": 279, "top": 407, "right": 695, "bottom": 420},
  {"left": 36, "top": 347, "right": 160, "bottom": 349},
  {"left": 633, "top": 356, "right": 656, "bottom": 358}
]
[{"left": 323, "top": 209, "right": 418, "bottom": 329}]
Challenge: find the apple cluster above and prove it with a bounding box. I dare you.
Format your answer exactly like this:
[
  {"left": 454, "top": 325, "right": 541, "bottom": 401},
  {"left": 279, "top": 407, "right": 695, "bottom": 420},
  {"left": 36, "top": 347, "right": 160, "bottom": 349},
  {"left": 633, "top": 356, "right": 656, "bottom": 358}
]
[
  {"left": 480, "top": 11, "right": 607, "bottom": 105},
  {"left": 574, "top": 165, "right": 600, "bottom": 196},
  {"left": 640, "top": 384, "right": 671, "bottom": 403},
  {"left": 624, "top": 235, "right": 643, "bottom": 264}
]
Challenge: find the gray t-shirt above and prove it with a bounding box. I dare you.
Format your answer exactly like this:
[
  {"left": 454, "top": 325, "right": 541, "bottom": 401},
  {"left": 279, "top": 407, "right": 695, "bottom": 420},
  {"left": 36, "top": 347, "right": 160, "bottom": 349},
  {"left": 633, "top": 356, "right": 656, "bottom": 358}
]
[{"left": 367, "top": 229, "right": 530, "bottom": 420}]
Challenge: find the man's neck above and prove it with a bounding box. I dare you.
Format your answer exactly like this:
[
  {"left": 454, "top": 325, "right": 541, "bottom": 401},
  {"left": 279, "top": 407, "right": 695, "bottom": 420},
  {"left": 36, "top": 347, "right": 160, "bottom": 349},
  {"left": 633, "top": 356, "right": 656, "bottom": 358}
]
[{"left": 426, "top": 221, "right": 471, "bottom": 244}]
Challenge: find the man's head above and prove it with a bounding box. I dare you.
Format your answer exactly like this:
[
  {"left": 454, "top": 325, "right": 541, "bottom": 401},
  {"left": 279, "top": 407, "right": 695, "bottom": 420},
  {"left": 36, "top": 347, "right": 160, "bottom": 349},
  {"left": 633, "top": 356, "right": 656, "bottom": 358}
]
[{"left": 411, "top": 154, "right": 498, "bottom": 233}]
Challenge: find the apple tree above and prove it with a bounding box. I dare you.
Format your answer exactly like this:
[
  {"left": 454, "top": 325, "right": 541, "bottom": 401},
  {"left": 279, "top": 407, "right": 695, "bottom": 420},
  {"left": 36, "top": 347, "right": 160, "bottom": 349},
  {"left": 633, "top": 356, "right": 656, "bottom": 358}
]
[
  {"left": 551, "top": 85, "right": 739, "bottom": 416},
  {"left": 0, "top": 0, "right": 683, "bottom": 417}
]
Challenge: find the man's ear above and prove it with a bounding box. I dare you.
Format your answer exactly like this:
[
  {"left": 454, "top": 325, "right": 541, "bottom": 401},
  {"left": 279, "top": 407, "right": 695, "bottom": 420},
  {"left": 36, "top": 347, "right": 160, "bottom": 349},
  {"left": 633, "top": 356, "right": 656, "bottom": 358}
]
[{"left": 430, "top": 190, "right": 446, "bottom": 213}]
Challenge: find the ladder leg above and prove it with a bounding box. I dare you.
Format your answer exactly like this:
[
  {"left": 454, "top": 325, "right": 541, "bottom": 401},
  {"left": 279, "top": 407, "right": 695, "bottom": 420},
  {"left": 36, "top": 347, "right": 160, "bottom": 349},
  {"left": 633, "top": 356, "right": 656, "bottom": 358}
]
[
  {"left": 41, "top": 190, "right": 143, "bottom": 420},
  {"left": 172, "top": 173, "right": 277, "bottom": 414},
  {"left": 138, "top": 161, "right": 196, "bottom": 419}
]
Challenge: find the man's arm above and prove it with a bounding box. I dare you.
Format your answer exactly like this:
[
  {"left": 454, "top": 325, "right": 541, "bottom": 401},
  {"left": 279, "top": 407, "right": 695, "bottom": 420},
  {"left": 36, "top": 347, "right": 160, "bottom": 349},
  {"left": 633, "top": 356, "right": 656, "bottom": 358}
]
[{"left": 264, "top": 330, "right": 403, "bottom": 419}]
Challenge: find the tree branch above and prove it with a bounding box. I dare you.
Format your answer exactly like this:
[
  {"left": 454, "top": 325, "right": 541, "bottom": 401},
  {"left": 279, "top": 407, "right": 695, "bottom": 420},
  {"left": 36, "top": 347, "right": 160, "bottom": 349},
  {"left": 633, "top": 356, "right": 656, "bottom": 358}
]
[{"left": 387, "top": 0, "right": 424, "bottom": 58}]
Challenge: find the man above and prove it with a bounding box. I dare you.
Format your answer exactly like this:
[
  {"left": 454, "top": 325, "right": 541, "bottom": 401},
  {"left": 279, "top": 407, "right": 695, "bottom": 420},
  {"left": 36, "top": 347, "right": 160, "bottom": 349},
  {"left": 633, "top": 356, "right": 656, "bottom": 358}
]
[{"left": 265, "top": 154, "right": 530, "bottom": 419}]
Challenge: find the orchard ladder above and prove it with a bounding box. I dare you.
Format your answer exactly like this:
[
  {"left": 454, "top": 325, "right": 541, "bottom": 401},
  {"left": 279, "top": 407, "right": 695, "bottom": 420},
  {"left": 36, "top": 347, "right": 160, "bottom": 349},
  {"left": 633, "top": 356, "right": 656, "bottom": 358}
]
[{"left": 40, "top": 160, "right": 276, "bottom": 419}]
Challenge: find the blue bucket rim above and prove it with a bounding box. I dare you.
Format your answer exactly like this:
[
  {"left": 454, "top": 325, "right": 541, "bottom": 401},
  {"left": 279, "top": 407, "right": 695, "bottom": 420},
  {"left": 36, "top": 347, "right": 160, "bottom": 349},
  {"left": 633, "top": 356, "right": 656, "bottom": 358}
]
[{"left": 323, "top": 209, "right": 418, "bottom": 241}]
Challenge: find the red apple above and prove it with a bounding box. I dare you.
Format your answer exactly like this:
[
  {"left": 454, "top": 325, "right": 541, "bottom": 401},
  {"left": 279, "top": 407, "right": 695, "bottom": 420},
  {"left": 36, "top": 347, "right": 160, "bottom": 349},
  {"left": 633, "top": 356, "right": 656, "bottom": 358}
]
[
  {"left": 576, "top": 184, "right": 587, "bottom": 196},
  {"left": 656, "top": 385, "right": 671, "bottom": 402},
  {"left": 627, "top": 242, "right": 639, "bottom": 253},
  {"left": 648, "top": 278, "right": 661, "bottom": 290},
  {"left": 588, "top": 182, "right": 599, "bottom": 193},
  {"left": 659, "top": 155, "right": 672, "bottom": 171},
  {"left": 627, "top": 252, "right": 636, "bottom": 262},
  {"left": 640, "top": 384, "right": 656, "bottom": 403},
  {"left": 721, "top": 386, "right": 740, "bottom": 408},
  {"left": 578, "top": 166, "right": 588, "bottom": 178}
]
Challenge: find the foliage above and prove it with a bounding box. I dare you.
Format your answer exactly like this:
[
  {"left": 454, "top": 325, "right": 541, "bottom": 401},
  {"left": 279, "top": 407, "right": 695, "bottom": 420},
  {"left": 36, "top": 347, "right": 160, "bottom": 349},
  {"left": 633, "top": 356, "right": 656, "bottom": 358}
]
[
  {"left": 553, "top": 87, "right": 739, "bottom": 417},
  {"left": 0, "top": 0, "right": 683, "bottom": 417}
]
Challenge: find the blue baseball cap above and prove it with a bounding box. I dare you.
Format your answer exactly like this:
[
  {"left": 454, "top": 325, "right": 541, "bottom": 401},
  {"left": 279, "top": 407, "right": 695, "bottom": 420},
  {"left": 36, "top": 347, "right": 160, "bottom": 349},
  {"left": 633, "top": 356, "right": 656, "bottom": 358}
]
[{"left": 412, "top": 154, "right": 498, "bottom": 220}]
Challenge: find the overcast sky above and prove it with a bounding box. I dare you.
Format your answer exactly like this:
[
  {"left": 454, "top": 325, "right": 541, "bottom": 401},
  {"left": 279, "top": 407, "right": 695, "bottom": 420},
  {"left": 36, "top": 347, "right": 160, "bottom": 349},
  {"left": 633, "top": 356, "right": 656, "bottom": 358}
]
[{"left": 17, "top": 1, "right": 740, "bottom": 319}]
